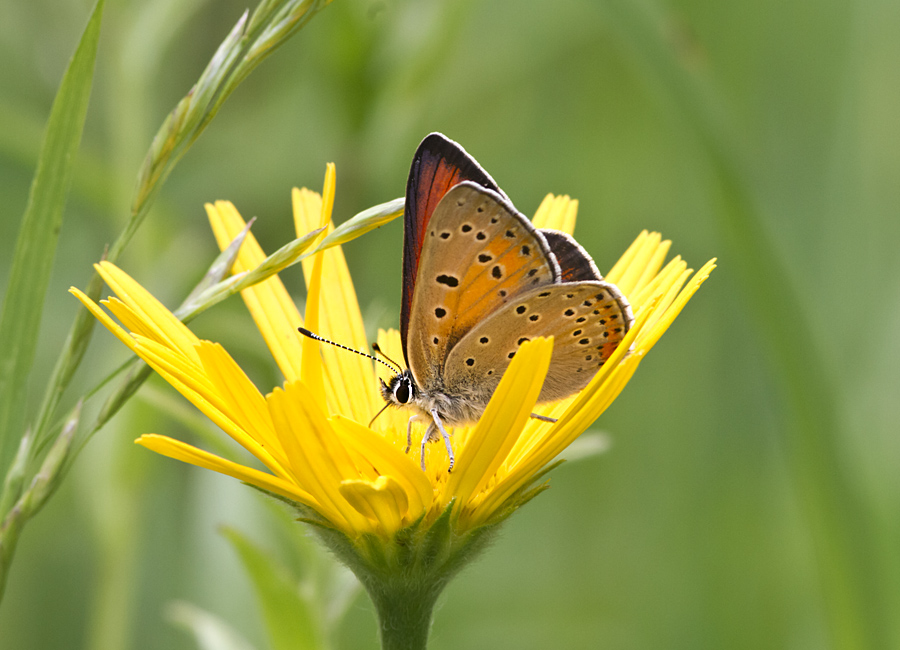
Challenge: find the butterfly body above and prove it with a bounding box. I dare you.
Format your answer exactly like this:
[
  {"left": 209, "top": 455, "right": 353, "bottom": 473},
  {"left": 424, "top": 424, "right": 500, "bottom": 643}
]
[
  {"left": 380, "top": 368, "right": 485, "bottom": 429},
  {"left": 384, "top": 134, "right": 635, "bottom": 469}
]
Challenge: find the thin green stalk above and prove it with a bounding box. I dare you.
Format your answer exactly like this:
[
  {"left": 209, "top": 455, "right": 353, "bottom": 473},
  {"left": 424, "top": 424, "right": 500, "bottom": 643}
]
[
  {"left": 0, "top": 404, "right": 80, "bottom": 602},
  {"left": 32, "top": 0, "right": 336, "bottom": 458},
  {"left": 598, "top": 0, "right": 887, "bottom": 646}
]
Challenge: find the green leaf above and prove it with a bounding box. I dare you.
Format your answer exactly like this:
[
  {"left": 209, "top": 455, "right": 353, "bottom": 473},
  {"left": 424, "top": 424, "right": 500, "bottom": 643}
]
[
  {"left": 221, "top": 526, "right": 324, "bottom": 650},
  {"left": 0, "top": 0, "right": 105, "bottom": 482}
]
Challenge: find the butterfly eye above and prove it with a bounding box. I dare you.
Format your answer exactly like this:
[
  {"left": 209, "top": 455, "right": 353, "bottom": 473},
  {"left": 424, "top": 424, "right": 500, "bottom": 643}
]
[{"left": 395, "top": 378, "right": 412, "bottom": 404}]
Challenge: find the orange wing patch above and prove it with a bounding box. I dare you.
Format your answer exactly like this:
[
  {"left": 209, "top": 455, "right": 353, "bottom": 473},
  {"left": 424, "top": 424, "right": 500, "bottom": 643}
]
[{"left": 406, "top": 183, "right": 557, "bottom": 388}]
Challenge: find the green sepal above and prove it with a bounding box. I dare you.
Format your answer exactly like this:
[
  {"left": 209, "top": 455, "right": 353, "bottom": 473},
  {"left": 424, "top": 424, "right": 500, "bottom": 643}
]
[
  {"left": 289, "top": 499, "right": 503, "bottom": 650},
  {"left": 390, "top": 509, "right": 427, "bottom": 568},
  {"left": 241, "top": 464, "right": 566, "bottom": 650},
  {"left": 419, "top": 499, "right": 454, "bottom": 568}
]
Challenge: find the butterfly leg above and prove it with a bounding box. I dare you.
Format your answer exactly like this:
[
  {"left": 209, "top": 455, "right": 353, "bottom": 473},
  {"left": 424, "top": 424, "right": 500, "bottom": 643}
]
[
  {"left": 430, "top": 408, "right": 455, "bottom": 473},
  {"left": 530, "top": 413, "right": 557, "bottom": 423},
  {"left": 419, "top": 422, "right": 434, "bottom": 472},
  {"left": 405, "top": 415, "right": 420, "bottom": 454}
]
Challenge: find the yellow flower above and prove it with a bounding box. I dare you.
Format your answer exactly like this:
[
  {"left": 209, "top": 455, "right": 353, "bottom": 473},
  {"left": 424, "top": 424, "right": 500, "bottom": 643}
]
[{"left": 71, "top": 167, "right": 714, "bottom": 542}]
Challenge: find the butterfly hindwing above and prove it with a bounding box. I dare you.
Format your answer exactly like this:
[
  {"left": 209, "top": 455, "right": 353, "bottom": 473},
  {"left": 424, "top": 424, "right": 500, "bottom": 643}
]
[
  {"left": 405, "top": 182, "right": 559, "bottom": 390},
  {"left": 540, "top": 229, "right": 602, "bottom": 282},
  {"left": 443, "top": 281, "right": 633, "bottom": 403},
  {"left": 401, "top": 134, "right": 501, "bottom": 358}
]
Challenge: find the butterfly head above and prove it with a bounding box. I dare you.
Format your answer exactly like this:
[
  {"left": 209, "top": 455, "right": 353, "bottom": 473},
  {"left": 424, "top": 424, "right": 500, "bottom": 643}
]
[{"left": 381, "top": 369, "right": 418, "bottom": 408}]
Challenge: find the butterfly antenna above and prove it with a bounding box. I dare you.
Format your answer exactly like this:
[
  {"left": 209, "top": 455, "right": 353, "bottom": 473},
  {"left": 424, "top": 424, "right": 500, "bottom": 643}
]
[
  {"left": 370, "top": 342, "right": 403, "bottom": 372},
  {"left": 297, "top": 327, "right": 400, "bottom": 374},
  {"left": 367, "top": 402, "right": 392, "bottom": 428}
]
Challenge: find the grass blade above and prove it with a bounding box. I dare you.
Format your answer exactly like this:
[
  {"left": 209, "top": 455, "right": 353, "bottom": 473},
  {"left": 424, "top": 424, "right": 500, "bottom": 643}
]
[
  {"left": 0, "top": 0, "right": 105, "bottom": 482},
  {"left": 312, "top": 197, "right": 403, "bottom": 252},
  {"left": 598, "top": 0, "right": 889, "bottom": 645}
]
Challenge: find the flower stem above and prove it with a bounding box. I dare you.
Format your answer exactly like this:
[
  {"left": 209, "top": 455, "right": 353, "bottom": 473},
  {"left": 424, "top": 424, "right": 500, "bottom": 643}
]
[{"left": 368, "top": 581, "right": 442, "bottom": 650}]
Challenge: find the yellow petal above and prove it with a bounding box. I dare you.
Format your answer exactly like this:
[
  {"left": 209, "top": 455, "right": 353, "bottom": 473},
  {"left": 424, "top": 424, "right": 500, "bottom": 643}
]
[
  {"left": 132, "top": 337, "right": 294, "bottom": 481},
  {"left": 638, "top": 259, "right": 716, "bottom": 352},
  {"left": 267, "top": 381, "right": 371, "bottom": 533},
  {"left": 475, "top": 308, "right": 651, "bottom": 522},
  {"left": 605, "top": 230, "right": 646, "bottom": 285},
  {"left": 339, "top": 476, "right": 408, "bottom": 535},
  {"left": 95, "top": 262, "right": 201, "bottom": 364},
  {"left": 630, "top": 256, "right": 686, "bottom": 311},
  {"left": 330, "top": 415, "right": 433, "bottom": 519},
  {"left": 295, "top": 171, "right": 379, "bottom": 421},
  {"left": 630, "top": 239, "right": 673, "bottom": 297},
  {"left": 444, "top": 337, "right": 553, "bottom": 511},
  {"left": 292, "top": 187, "right": 324, "bottom": 235},
  {"left": 320, "top": 163, "right": 336, "bottom": 230},
  {"left": 613, "top": 232, "right": 669, "bottom": 297},
  {"left": 531, "top": 194, "right": 578, "bottom": 235},
  {"left": 136, "top": 434, "right": 317, "bottom": 506},
  {"left": 206, "top": 200, "right": 305, "bottom": 382},
  {"left": 70, "top": 287, "right": 140, "bottom": 354},
  {"left": 300, "top": 252, "right": 327, "bottom": 410},
  {"left": 102, "top": 297, "right": 161, "bottom": 341},
  {"left": 195, "top": 341, "right": 285, "bottom": 463},
  {"left": 73, "top": 284, "right": 289, "bottom": 477}
]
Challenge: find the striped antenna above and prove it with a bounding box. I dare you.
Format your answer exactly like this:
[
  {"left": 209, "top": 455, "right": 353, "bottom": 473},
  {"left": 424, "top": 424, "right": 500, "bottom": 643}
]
[
  {"left": 297, "top": 327, "right": 402, "bottom": 373},
  {"left": 370, "top": 342, "right": 403, "bottom": 372}
]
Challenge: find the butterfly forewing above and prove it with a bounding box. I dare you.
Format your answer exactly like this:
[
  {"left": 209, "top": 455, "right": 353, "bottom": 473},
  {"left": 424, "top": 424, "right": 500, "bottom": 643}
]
[
  {"left": 443, "top": 281, "right": 633, "bottom": 403},
  {"left": 406, "top": 182, "right": 559, "bottom": 389},
  {"left": 401, "top": 134, "right": 501, "bottom": 357}
]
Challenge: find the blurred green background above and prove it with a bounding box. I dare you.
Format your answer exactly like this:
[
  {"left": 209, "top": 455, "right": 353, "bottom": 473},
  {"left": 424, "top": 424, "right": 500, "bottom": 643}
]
[{"left": 2, "top": 0, "right": 899, "bottom": 648}]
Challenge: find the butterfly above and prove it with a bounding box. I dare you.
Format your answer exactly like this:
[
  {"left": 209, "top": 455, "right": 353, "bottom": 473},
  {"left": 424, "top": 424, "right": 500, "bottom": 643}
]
[{"left": 375, "top": 133, "right": 634, "bottom": 471}]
